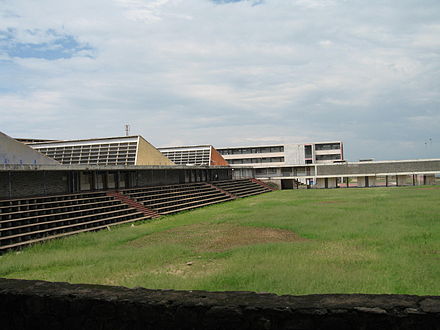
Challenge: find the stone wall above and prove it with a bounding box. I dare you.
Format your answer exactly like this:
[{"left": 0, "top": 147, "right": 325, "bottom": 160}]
[
  {"left": 1, "top": 278, "right": 439, "bottom": 330},
  {"left": 0, "top": 171, "right": 69, "bottom": 199},
  {"left": 0, "top": 168, "right": 233, "bottom": 199}
]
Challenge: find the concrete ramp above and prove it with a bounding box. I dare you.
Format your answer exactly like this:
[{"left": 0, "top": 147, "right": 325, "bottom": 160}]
[{"left": 0, "top": 132, "right": 60, "bottom": 165}]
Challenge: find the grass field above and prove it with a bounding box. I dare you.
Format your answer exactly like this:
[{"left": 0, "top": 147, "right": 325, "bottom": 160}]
[{"left": 1, "top": 186, "right": 439, "bottom": 295}]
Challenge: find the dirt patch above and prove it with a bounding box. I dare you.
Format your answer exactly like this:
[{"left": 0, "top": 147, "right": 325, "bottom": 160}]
[
  {"left": 418, "top": 187, "right": 440, "bottom": 190},
  {"left": 317, "top": 201, "right": 344, "bottom": 204},
  {"left": 149, "top": 258, "right": 225, "bottom": 278},
  {"left": 128, "top": 223, "right": 306, "bottom": 252}
]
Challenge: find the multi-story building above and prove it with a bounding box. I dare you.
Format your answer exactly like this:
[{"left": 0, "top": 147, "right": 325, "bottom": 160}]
[
  {"left": 217, "top": 141, "right": 343, "bottom": 166},
  {"left": 216, "top": 141, "right": 343, "bottom": 188},
  {"left": 158, "top": 145, "right": 229, "bottom": 167}
]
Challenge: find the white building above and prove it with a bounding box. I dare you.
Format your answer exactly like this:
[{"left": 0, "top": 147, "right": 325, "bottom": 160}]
[
  {"left": 217, "top": 141, "right": 343, "bottom": 166},
  {"left": 216, "top": 141, "right": 343, "bottom": 188}
]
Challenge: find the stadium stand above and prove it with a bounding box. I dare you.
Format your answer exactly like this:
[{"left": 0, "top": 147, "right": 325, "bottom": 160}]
[
  {"left": 119, "top": 182, "right": 234, "bottom": 215},
  {"left": 0, "top": 179, "right": 272, "bottom": 252},
  {"left": 0, "top": 192, "right": 153, "bottom": 251},
  {"left": 211, "top": 179, "right": 273, "bottom": 197}
]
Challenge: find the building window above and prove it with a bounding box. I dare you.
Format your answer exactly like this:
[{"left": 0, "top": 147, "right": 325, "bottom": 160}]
[
  {"left": 315, "top": 143, "right": 341, "bottom": 151},
  {"left": 316, "top": 154, "right": 341, "bottom": 160}
]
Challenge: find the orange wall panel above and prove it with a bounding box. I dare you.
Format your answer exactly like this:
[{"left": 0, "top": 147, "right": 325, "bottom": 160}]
[{"left": 210, "top": 147, "right": 229, "bottom": 166}]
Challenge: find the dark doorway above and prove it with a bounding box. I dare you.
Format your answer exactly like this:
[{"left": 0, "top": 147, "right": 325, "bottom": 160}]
[{"left": 281, "top": 179, "right": 294, "bottom": 189}]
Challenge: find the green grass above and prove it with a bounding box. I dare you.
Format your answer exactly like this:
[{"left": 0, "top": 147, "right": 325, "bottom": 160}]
[{"left": 1, "top": 186, "right": 439, "bottom": 295}]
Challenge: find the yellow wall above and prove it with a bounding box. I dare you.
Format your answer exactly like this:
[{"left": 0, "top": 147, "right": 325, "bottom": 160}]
[{"left": 136, "top": 136, "right": 175, "bottom": 166}]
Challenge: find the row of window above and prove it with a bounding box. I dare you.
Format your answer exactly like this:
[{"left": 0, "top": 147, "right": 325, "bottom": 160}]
[
  {"left": 228, "top": 157, "right": 285, "bottom": 165},
  {"left": 37, "top": 149, "right": 137, "bottom": 155},
  {"left": 218, "top": 146, "right": 284, "bottom": 155},
  {"left": 161, "top": 151, "right": 210, "bottom": 166},
  {"left": 34, "top": 143, "right": 137, "bottom": 152},
  {"left": 315, "top": 143, "right": 341, "bottom": 151},
  {"left": 66, "top": 160, "right": 135, "bottom": 165},
  {"left": 316, "top": 154, "right": 341, "bottom": 160},
  {"left": 255, "top": 167, "right": 314, "bottom": 176}
]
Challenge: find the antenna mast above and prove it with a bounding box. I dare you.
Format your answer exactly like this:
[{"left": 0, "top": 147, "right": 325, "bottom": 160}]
[{"left": 125, "top": 124, "right": 130, "bottom": 137}]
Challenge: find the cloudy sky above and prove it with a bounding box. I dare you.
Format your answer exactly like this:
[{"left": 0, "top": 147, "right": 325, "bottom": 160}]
[{"left": 1, "top": 0, "right": 439, "bottom": 161}]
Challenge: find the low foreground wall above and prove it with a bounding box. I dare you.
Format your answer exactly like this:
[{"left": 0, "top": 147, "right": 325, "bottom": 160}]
[{"left": 0, "top": 278, "right": 439, "bottom": 329}]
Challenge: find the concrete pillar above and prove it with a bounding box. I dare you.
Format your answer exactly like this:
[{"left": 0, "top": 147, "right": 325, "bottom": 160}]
[
  {"left": 327, "top": 177, "right": 338, "bottom": 188},
  {"left": 357, "top": 176, "right": 366, "bottom": 187},
  {"left": 315, "top": 178, "right": 338, "bottom": 189},
  {"left": 423, "top": 174, "right": 435, "bottom": 185},
  {"left": 356, "top": 176, "right": 375, "bottom": 187},
  {"left": 315, "top": 178, "right": 327, "bottom": 189},
  {"left": 396, "top": 175, "right": 409, "bottom": 186}
]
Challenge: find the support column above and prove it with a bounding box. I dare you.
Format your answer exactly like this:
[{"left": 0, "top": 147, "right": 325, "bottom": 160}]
[
  {"left": 396, "top": 175, "right": 409, "bottom": 186},
  {"left": 357, "top": 176, "right": 366, "bottom": 187},
  {"left": 423, "top": 174, "right": 435, "bottom": 185},
  {"left": 327, "top": 177, "right": 337, "bottom": 188},
  {"left": 315, "top": 178, "right": 326, "bottom": 189}
]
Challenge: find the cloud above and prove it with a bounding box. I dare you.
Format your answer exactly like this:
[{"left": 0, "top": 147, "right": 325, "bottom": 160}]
[{"left": 0, "top": 0, "right": 439, "bottom": 161}]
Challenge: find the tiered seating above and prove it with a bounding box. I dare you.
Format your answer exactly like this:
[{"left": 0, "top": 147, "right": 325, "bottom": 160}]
[
  {"left": 120, "top": 182, "right": 234, "bottom": 215},
  {"left": 0, "top": 192, "right": 151, "bottom": 251},
  {"left": 0, "top": 180, "right": 274, "bottom": 252},
  {"left": 211, "top": 179, "right": 272, "bottom": 197}
]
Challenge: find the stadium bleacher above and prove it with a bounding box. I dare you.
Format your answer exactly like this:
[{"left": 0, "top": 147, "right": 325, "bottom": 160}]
[{"left": 0, "top": 179, "right": 273, "bottom": 252}]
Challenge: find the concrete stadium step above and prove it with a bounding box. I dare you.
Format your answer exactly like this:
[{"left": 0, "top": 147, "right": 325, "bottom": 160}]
[
  {"left": 0, "top": 180, "right": 273, "bottom": 252},
  {"left": 0, "top": 199, "right": 123, "bottom": 221},
  {"left": 139, "top": 189, "right": 224, "bottom": 206},
  {"left": 118, "top": 182, "right": 233, "bottom": 215},
  {"left": 0, "top": 195, "right": 114, "bottom": 215},
  {"left": 211, "top": 179, "right": 272, "bottom": 198},
  {"left": 0, "top": 191, "right": 108, "bottom": 208},
  {"left": 0, "top": 201, "right": 128, "bottom": 228},
  {"left": 158, "top": 195, "right": 234, "bottom": 215},
  {"left": 250, "top": 178, "right": 277, "bottom": 191},
  {"left": 131, "top": 186, "right": 216, "bottom": 202},
  {"left": 147, "top": 191, "right": 228, "bottom": 209},
  {"left": 121, "top": 182, "right": 207, "bottom": 195},
  {"left": 0, "top": 208, "right": 142, "bottom": 241},
  {"left": 0, "top": 214, "right": 151, "bottom": 252},
  {"left": 205, "top": 183, "right": 237, "bottom": 199},
  {"left": 106, "top": 191, "right": 159, "bottom": 218}
]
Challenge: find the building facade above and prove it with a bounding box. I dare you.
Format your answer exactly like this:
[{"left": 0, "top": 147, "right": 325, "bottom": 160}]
[
  {"left": 28, "top": 136, "right": 174, "bottom": 166},
  {"left": 158, "top": 145, "right": 229, "bottom": 167},
  {"left": 216, "top": 141, "right": 343, "bottom": 187},
  {"left": 217, "top": 141, "right": 343, "bottom": 166}
]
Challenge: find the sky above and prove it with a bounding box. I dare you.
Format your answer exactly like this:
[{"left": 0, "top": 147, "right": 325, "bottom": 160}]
[{"left": 0, "top": 0, "right": 439, "bottom": 161}]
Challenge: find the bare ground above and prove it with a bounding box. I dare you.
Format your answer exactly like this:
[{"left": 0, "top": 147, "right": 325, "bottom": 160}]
[{"left": 128, "top": 223, "right": 306, "bottom": 252}]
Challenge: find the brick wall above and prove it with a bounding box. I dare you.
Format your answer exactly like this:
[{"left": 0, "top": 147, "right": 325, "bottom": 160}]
[{"left": 0, "top": 171, "right": 68, "bottom": 199}]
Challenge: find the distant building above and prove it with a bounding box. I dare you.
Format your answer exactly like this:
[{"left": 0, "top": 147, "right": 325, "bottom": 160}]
[
  {"left": 217, "top": 141, "right": 343, "bottom": 166},
  {"left": 28, "top": 136, "right": 174, "bottom": 166},
  {"left": 158, "top": 145, "right": 229, "bottom": 167},
  {"left": 216, "top": 141, "right": 343, "bottom": 187}
]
